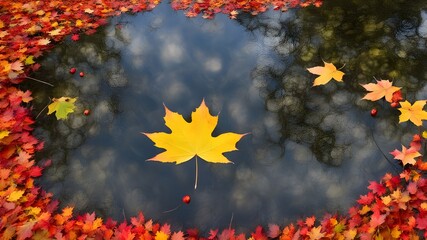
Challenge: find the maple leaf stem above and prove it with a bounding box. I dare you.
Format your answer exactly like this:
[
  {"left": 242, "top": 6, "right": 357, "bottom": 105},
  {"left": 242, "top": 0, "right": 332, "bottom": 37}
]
[
  {"left": 194, "top": 156, "right": 199, "bottom": 190},
  {"left": 162, "top": 204, "right": 182, "bottom": 213},
  {"left": 229, "top": 212, "right": 234, "bottom": 230},
  {"left": 35, "top": 99, "right": 51, "bottom": 119},
  {"left": 24, "top": 76, "right": 54, "bottom": 87}
]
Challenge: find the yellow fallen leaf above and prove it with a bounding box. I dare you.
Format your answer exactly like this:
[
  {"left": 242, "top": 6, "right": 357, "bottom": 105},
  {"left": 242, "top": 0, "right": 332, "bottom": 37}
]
[
  {"left": 7, "top": 190, "right": 25, "bottom": 202},
  {"left": 307, "top": 61, "right": 345, "bottom": 86},
  {"left": 0, "top": 130, "right": 10, "bottom": 140},
  {"left": 143, "top": 99, "right": 247, "bottom": 164},
  {"left": 398, "top": 100, "right": 427, "bottom": 126},
  {"left": 76, "top": 19, "right": 83, "bottom": 27}
]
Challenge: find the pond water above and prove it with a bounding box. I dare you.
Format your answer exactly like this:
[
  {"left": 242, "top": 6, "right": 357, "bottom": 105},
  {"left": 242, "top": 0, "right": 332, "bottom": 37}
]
[{"left": 27, "top": 0, "right": 427, "bottom": 233}]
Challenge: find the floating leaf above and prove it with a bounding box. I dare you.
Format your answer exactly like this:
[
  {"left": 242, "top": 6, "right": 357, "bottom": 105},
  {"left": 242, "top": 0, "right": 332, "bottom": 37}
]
[
  {"left": 390, "top": 145, "right": 421, "bottom": 166},
  {"left": 143, "top": 99, "right": 247, "bottom": 164},
  {"left": 361, "top": 79, "right": 401, "bottom": 102},
  {"left": 307, "top": 61, "right": 344, "bottom": 86},
  {"left": 398, "top": 100, "right": 427, "bottom": 126},
  {"left": 47, "top": 97, "right": 77, "bottom": 120}
]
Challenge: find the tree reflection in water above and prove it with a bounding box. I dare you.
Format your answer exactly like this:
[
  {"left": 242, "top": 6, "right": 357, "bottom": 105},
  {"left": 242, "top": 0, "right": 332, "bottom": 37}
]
[{"left": 26, "top": 0, "right": 427, "bottom": 233}]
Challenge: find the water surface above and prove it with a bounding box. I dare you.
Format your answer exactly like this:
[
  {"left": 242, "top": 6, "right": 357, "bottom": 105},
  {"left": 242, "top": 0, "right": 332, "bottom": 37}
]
[{"left": 28, "top": 0, "right": 427, "bottom": 232}]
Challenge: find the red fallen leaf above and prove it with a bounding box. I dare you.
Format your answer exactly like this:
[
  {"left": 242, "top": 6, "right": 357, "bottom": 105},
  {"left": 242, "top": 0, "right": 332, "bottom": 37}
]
[
  {"left": 160, "top": 223, "right": 171, "bottom": 235},
  {"left": 218, "top": 228, "right": 236, "bottom": 240},
  {"left": 208, "top": 229, "right": 218, "bottom": 239},
  {"left": 131, "top": 212, "right": 145, "bottom": 226},
  {"left": 13, "top": 90, "right": 33, "bottom": 103},
  {"left": 28, "top": 166, "right": 43, "bottom": 177},
  {"left": 357, "top": 192, "right": 374, "bottom": 205},
  {"left": 267, "top": 224, "right": 281, "bottom": 238},
  {"left": 367, "top": 181, "right": 386, "bottom": 196},
  {"left": 305, "top": 216, "right": 316, "bottom": 227},
  {"left": 416, "top": 159, "right": 427, "bottom": 171},
  {"left": 17, "top": 221, "right": 36, "bottom": 240},
  {"left": 171, "top": 231, "right": 185, "bottom": 240},
  {"left": 71, "top": 34, "right": 80, "bottom": 41},
  {"left": 407, "top": 182, "right": 417, "bottom": 194},
  {"left": 251, "top": 226, "right": 267, "bottom": 240},
  {"left": 410, "top": 134, "right": 422, "bottom": 150},
  {"left": 416, "top": 216, "right": 427, "bottom": 230},
  {"left": 187, "top": 228, "right": 199, "bottom": 238},
  {"left": 369, "top": 210, "right": 386, "bottom": 229}
]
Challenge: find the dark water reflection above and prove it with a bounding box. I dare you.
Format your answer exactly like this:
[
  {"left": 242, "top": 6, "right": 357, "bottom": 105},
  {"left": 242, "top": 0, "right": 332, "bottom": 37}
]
[{"left": 27, "top": 0, "right": 427, "bottom": 232}]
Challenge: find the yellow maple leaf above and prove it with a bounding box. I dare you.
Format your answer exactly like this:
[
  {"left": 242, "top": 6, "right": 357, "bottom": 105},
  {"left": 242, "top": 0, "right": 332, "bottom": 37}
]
[
  {"left": 361, "top": 79, "right": 401, "bottom": 102},
  {"left": 390, "top": 226, "right": 401, "bottom": 238},
  {"left": 0, "top": 130, "right": 10, "bottom": 140},
  {"left": 307, "top": 61, "right": 345, "bottom": 86},
  {"left": 398, "top": 100, "right": 427, "bottom": 126},
  {"left": 7, "top": 190, "right": 25, "bottom": 202},
  {"left": 155, "top": 231, "right": 169, "bottom": 240},
  {"left": 143, "top": 100, "right": 247, "bottom": 164},
  {"left": 62, "top": 207, "right": 74, "bottom": 217},
  {"left": 76, "top": 19, "right": 83, "bottom": 27},
  {"left": 358, "top": 205, "right": 371, "bottom": 215}
]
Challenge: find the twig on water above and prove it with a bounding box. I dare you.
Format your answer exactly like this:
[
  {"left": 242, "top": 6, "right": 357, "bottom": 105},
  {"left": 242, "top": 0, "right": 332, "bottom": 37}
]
[{"left": 25, "top": 75, "right": 54, "bottom": 87}]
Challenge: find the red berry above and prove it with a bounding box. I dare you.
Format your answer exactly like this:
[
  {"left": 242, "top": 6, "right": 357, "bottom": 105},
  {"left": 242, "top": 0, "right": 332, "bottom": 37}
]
[
  {"left": 182, "top": 195, "right": 191, "bottom": 204},
  {"left": 79, "top": 72, "right": 84, "bottom": 77},
  {"left": 390, "top": 102, "right": 399, "bottom": 108},
  {"left": 83, "top": 109, "right": 90, "bottom": 116},
  {"left": 69, "top": 67, "right": 76, "bottom": 74},
  {"left": 413, "top": 134, "right": 421, "bottom": 142},
  {"left": 370, "top": 108, "right": 378, "bottom": 117}
]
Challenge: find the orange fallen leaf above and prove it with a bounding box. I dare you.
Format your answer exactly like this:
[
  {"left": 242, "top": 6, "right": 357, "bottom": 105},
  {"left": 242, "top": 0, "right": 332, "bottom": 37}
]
[
  {"left": 361, "top": 79, "right": 401, "bottom": 102},
  {"left": 390, "top": 145, "right": 421, "bottom": 166},
  {"left": 307, "top": 61, "right": 344, "bottom": 86}
]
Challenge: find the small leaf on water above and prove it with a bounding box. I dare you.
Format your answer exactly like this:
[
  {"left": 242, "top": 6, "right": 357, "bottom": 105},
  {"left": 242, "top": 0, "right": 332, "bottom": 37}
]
[
  {"left": 361, "top": 79, "right": 401, "bottom": 102},
  {"left": 307, "top": 61, "right": 344, "bottom": 86},
  {"left": 47, "top": 97, "right": 77, "bottom": 120}
]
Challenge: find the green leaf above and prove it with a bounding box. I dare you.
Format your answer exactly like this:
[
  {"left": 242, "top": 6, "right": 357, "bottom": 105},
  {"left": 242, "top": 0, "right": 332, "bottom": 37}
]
[
  {"left": 25, "top": 55, "right": 35, "bottom": 65},
  {"left": 47, "top": 97, "right": 77, "bottom": 120}
]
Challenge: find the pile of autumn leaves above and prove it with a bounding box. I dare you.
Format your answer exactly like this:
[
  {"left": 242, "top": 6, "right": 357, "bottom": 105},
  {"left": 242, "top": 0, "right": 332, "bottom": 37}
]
[{"left": 0, "top": 0, "right": 426, "bottom": 239}]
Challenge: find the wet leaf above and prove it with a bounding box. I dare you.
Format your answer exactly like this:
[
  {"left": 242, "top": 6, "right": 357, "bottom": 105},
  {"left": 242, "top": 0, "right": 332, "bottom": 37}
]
[
  {"left": 47, "top": 97, "right": 77, "bottom": 120},
  {"left": 361, "top": 79, "right": 401, "bottom": 102},
  {"left": 143, "top": 99, "right": 247, "bottom": 164},
  {"left": 307, "top": 61, "right": 344, "bottom": 86},
  {"left": 390, "top": 145, "right": 421, "bottom": 166},
  {"left": 398, "top": 100, "right": 427, "bottom": 126}
]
